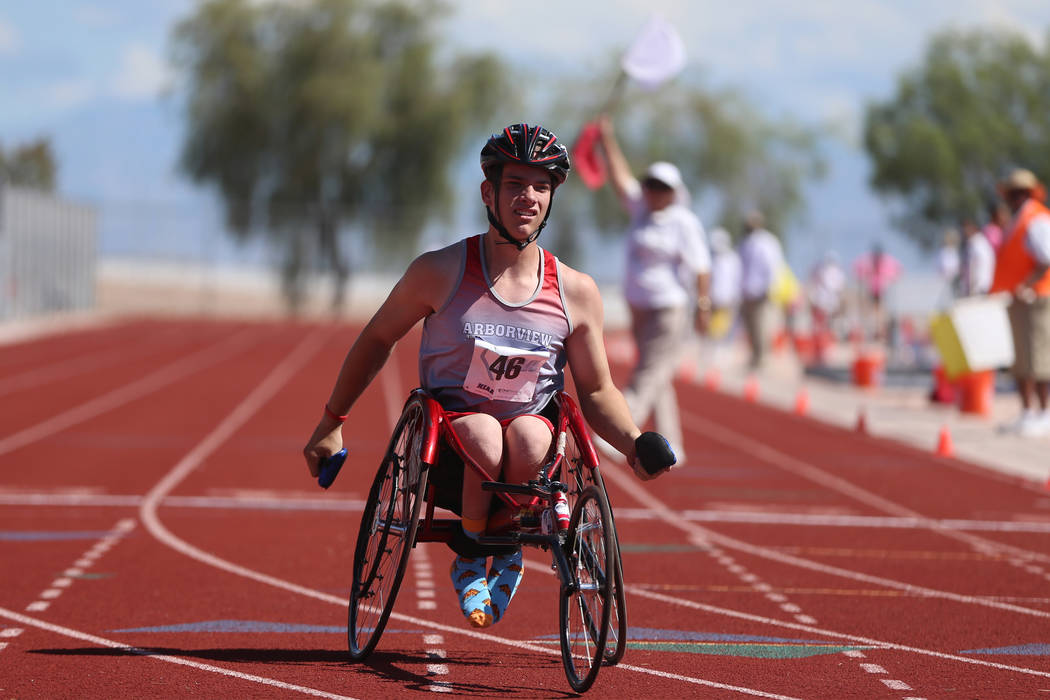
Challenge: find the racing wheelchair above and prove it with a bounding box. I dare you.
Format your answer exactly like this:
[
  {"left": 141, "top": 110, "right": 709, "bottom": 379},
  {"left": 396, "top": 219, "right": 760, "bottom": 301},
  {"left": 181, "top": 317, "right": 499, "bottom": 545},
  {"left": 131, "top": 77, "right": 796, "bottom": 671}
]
[{"left": 320, "top": 389, "right": 671, "bottom": 692}]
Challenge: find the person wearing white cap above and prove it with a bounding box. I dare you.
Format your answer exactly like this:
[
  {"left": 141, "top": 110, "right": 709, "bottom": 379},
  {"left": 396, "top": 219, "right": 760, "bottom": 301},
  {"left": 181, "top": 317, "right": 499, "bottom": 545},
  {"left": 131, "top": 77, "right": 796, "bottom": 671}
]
[
  {"left": 594, "top": 115, "right": 711, "bottom": 461},
  {"left": 990, "top": 168, "right": 1050, "bottom": 437}
]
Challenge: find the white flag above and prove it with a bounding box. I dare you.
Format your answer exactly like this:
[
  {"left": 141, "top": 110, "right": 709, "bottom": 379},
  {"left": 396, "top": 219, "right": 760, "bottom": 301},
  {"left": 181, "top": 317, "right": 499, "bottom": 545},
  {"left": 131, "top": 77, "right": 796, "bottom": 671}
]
[{"left": 621, "top": 15, "right": 687, "bottom": 90}]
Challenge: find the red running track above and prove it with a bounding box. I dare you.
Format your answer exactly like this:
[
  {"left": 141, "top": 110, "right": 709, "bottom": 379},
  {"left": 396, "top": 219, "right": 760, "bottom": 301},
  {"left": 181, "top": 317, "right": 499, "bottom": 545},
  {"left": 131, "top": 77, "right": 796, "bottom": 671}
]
[{"left": 1, "top": 318, "right": 1048, "bottom": 698}]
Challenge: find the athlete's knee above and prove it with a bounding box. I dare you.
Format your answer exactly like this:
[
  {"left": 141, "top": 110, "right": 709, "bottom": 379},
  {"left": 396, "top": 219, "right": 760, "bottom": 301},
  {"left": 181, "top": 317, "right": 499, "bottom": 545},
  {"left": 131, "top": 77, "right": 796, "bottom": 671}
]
[
  {"left": 451, "top": 413, "right": 504, "bottom": 469},
  {"left": 503, "top": 416, "right": 553, "bottom": 471}
]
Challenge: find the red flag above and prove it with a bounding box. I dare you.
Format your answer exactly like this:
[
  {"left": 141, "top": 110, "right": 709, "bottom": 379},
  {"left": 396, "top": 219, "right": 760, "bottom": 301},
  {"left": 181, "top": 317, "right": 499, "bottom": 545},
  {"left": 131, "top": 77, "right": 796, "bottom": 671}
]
[{"left": 571, "top": 121, "right": 607, "bottom": 190}]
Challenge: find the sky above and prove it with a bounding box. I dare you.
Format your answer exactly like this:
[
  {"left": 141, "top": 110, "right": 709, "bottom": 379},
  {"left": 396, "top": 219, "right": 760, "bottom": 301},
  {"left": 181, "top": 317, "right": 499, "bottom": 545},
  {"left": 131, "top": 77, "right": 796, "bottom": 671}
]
[{"left": 2, "top": 0, "right": 1050, "bottom": 281}]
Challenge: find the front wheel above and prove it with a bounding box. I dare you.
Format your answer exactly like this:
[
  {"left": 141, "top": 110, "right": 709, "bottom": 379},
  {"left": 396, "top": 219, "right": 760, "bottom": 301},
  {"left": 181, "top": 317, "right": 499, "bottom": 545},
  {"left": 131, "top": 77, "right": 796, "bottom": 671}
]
[
  {"left": 562, "top": 424, "right": 628, "bottom": 665},
  {"left": 559, "top": 486, "right": 615, "bottom": 693},
  {"left": 347, "top": 398, "right": 427, "bottom": 660}
]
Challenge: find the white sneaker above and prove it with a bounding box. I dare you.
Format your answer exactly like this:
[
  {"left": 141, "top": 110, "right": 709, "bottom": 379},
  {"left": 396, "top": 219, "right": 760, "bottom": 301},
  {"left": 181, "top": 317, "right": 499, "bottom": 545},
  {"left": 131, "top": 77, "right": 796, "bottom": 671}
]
[
  {"left": 1020, "top": 411, "right": 1050, "bottom": 438},
  {"left": 1000, "top": 410, "right": 1037, "bottom": 435}
]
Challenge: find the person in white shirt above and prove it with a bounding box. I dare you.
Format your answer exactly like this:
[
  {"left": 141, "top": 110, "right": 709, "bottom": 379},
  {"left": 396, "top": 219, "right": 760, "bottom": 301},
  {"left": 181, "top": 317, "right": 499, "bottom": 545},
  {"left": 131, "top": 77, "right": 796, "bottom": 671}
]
[
  {"left": 960, "top": 218, "right": 995, "bottom": 296},
  {"left": 596, "top": 115, "right": 711, "bottom": 460},
  {"left": 738, "top": 211, "right": 784, "bottom": 369},
  {"left": 806, "top": 251, "right": 846, "bottom": 364},
  {"left": 936, "top": 228, "right": 961, "bottom": 296},
  {"left": 709, "top": 227, "right": 742, "bottom": 313}
]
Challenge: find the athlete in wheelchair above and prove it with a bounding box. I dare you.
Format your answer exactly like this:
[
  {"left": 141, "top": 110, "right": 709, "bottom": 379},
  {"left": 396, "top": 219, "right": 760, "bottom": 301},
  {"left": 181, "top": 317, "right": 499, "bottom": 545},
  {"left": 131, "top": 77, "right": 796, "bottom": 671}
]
[{"left": 302, "top": 123, "right": 675, "bottom": 692}]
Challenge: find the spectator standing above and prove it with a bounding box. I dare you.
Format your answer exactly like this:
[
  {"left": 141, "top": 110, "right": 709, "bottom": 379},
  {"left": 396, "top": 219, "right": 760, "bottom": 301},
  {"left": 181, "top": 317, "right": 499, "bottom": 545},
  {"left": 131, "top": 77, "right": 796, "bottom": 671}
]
[
  {"left": 936, "top": 227, "right": 961, "bottom": 298},
  {"left": 806, "top": 251, "right": 846, "bottom": 364},
  {"left": 852, "top": 243, "right": 901, "bottom": 342},
  {"left": 708, "top": 226, "right": 741, "bottom": 339},
  {"left": 984, "top": 200, "right": 1010, "bottom": 252},
  {"left": 738, "top": 211, "right": 784, "bottom": 369},
  {"left": 989, "top": 168, "right": 1050, "bottom": 437},
  {"left": 595, "top": 115, "right": 711, "bottom": 460},
  {"left": 960, "top": 218, "right": 995, "bottom": 296}
]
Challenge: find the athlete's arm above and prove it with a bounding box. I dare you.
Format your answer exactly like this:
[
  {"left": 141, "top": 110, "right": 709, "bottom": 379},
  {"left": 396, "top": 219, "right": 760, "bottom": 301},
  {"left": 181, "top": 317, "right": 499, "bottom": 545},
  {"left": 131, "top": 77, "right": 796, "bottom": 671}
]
[
  {"left": 302, "top": 246, "right": 457, "bottom": 476},
  {"left": 560, "top": 264, "right": 661, "bottom": 481},
  {"left": 596, "top": 115, "right": 639, "bottom": 209}
]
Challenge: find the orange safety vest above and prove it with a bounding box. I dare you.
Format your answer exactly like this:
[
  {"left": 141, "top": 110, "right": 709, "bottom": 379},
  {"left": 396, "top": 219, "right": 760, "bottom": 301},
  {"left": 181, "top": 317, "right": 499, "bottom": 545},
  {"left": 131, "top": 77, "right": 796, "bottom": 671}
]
[{"left": 989, "top": 198, "right": 1050, "bottom": 296}]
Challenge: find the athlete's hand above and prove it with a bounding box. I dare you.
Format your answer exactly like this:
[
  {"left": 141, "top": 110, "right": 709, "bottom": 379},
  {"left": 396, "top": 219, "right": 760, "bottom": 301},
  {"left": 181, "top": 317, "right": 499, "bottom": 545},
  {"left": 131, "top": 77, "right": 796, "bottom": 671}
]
[
  {"left": 303, "top": 417, "right": 344, "bottom": 478},
  {"left": 632, "top": 432, "right": 676, "bottom": 481}
]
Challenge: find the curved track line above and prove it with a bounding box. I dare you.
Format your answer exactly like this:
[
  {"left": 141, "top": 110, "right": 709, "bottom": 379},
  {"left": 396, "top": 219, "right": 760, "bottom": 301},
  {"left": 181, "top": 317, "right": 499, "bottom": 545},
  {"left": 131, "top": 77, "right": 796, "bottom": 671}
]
[
  {"left": 683, "top": 409, "right": 1050, "bottom": 565},
  {"left": 0, "top": 327, "right": 261, "bottom": 457},
  {"left": 0, "top": 606, "right": 359, "bottom": 700},
  {"left": 597, "top": 460, "right": 1050, "bottom": 620}
]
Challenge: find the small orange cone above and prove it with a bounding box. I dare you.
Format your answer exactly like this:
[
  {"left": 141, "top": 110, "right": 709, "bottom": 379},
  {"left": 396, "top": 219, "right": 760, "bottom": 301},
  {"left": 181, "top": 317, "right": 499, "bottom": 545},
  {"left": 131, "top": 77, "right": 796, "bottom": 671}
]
[
  {"left": 794, "top": 387, "right": 810, "bottom": 416},
  {"left": 935, "top": 424, "right": 954, "bottom": 458},
  {"left": 703, "top": 367, "right": 721, "bottom": 390},
  {"left": 743, "top": 375, "right": 759, "bottom": 402},
  {"left": 855, "top": 409, "right": 867, "bottom": 434}
]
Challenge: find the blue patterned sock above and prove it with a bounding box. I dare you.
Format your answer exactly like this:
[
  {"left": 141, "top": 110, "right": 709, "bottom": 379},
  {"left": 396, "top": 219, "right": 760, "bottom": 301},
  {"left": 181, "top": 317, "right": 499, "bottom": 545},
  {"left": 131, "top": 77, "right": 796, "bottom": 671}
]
[
  {"left": 449, "top": 556, "right": 493, "bottom": 628},
  {"left": 486, "top": 548, "right": 524, "bottom": 624}
]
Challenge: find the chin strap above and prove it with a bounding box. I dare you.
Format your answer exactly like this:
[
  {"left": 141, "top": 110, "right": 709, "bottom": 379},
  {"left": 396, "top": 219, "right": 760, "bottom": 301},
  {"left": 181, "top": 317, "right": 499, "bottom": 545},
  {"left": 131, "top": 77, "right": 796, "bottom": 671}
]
[{"left": 485, "top": 180, "right": 555, "bottom": 250}]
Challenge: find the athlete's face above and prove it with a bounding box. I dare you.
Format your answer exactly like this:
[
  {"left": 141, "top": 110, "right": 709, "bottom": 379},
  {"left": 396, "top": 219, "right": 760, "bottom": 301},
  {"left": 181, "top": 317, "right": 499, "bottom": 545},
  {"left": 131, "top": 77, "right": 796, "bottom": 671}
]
[{"left": 483, "top": 163, "right": 553, "bottom": 240}]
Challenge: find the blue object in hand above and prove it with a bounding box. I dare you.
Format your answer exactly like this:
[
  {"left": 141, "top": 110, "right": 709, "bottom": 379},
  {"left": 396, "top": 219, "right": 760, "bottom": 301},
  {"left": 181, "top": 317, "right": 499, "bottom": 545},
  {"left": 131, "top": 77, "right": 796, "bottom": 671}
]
[
  {"left": 317, "top": 448, "right": 347, "bottom": 489},
  {"left": 634, "top": 432, "right": 676, "bottom": 475}
]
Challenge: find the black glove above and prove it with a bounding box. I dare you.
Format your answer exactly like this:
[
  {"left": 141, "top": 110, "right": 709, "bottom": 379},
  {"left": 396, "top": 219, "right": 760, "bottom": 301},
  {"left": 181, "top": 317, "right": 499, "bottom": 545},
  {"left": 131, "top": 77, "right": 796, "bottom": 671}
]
[{"left": 634, "top": 432, "right": 676, "bottom": 475}]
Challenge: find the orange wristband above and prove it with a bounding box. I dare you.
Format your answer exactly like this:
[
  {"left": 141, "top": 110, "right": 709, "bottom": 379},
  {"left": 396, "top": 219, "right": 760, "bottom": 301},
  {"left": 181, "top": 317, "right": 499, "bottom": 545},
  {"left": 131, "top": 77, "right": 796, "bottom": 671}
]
[{"left": 324, "top": 404, "right": 348, "bottom": 423}]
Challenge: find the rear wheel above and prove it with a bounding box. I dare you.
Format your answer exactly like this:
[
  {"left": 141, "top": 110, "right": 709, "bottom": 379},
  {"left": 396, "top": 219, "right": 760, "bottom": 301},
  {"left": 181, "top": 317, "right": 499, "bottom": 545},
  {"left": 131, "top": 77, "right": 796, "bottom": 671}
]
[
  {"left": 347, "top": 399, "right": 428, "bottom": 660},
  {"left": 559, "top": 485, "right": 615, "bottom": 693},
  {"left": 562, "top": 425, "right": 628, "bottom": 665}
]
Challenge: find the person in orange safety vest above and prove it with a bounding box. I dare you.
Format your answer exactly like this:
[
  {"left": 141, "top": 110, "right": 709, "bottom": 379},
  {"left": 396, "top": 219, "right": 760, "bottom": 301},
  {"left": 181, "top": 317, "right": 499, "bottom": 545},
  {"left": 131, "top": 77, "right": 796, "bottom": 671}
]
[{"left": 990, "top": 168, "right": 1050, "bottom": 437}]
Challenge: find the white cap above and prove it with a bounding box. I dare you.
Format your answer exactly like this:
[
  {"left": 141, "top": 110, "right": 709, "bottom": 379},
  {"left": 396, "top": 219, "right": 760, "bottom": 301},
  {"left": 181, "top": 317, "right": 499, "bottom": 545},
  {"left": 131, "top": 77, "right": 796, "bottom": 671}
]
[{"left": 643, "top": 161, "right": 684, "bottom": 190}]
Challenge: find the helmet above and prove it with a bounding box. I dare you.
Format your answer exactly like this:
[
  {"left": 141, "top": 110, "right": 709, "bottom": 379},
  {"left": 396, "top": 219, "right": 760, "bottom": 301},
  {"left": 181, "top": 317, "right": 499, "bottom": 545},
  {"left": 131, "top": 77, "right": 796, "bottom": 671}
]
[{"left": 481, "top": 123, "right": 570, "bottom": 185}]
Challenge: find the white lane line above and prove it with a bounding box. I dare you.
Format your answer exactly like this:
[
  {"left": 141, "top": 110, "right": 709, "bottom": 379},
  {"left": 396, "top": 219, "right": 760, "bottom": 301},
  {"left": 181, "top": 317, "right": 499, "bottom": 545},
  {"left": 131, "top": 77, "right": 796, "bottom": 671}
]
[
  {"left": 625, "top": 584, "right": 1050, "bottom": 678},
  {"left": 0, "top": 328, "right": 259, "bottom": 457},
  {"left": 0, "top": 628, "right": 23, "bottom": 637},
  {"left": 860, "top": 663, "right": 887, "bottom": 674},
  {"left": 599, "top": 460, "right": 1050, "bottom": 620},
  {"left": 25, "top": 602, "right": 48, "bottom": 612},
  {"left": 882, "top": 679, "right": 913, "bottom": 690},
  {"left": 682, "top": 409, "right": 1050, "bottom": 566},
  {"left": 0, "top": 606, "right": 359, "bottom": 700}
]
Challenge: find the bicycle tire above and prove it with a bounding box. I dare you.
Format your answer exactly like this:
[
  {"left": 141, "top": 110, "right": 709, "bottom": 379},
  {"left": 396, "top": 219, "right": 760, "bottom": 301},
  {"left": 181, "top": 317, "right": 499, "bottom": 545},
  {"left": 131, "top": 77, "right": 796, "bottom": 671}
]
[
  {"left": 347, "top": 398, "right": 428, "bottom": 660},
  {"left": 562, "top": 423, "right": 628, "bottom": 666},
  {"left": 559, "top": 485, "right": 614, "bottom": 693}
]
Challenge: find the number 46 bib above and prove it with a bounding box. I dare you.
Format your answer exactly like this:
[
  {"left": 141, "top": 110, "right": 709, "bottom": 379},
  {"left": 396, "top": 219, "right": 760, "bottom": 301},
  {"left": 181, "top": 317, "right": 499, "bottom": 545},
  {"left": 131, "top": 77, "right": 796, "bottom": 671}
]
[{"left": 463, "top": 338, "right": 549, "bottom": 403}]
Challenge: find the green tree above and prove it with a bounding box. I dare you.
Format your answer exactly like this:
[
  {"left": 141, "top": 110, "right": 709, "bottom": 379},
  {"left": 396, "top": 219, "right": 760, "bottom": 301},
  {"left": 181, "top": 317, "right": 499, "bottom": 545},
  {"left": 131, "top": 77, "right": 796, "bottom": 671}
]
[
  {"left": 170, "top": 0, "right": 508, "bottom": 311},
  {"left": 0, "top": 138, "right": 56, "bottom": 191},
  {"left": 548, "top": 75, "right": 824, "bottom": 261},
  {"left": 864, "top": 28, "right": 1050, "bottom": 250}
]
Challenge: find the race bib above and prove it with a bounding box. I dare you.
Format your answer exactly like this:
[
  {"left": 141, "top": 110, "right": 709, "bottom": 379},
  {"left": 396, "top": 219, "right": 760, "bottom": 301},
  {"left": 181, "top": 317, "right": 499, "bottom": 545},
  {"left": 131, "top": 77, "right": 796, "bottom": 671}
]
[{"left": 463, "top": 338, "right": 548, "bottom": 403}]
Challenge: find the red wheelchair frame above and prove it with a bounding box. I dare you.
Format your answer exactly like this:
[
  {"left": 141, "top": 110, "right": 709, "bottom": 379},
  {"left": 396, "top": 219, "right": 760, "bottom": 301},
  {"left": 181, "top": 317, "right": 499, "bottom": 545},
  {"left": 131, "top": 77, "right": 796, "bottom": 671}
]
[{"left": 344, "top": 388, "right": 627, "bottom": 693}]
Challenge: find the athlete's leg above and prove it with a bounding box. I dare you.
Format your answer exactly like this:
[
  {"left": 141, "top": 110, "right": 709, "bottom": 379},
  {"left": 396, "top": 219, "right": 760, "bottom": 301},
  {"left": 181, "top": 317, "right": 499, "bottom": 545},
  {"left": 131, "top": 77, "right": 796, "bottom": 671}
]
[
  {"left": 502, "top": 414, "right": 554, "bottom": 487},
  {"left": 482, "top": 414, "right": 553, "bottom": 623},
  {"left": 448, "top": 413, "right": 504, "bottom": 628},
  {"left": 450, "top": 413, "right": 504, "bottom": 524}
]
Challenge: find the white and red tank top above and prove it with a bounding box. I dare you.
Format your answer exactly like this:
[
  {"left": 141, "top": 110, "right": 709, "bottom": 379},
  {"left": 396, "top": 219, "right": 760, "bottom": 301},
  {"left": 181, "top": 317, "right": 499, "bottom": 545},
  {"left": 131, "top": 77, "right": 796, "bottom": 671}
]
[{"left": 419, "top": 234, "right": 572, "bottom": 420}]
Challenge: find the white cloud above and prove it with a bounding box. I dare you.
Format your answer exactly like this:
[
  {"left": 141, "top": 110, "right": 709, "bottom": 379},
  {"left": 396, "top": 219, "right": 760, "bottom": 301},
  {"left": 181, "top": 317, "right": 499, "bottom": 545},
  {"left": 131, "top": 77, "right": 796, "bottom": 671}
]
[
  {"left": 73, "top": 5, "right": 120, "bottom": 28},
  {"left": 0, "top": 17, "right": 21, "bottom": 54},
  {"left": 111, "top": 43, "right": 173, "bottom": 100},
  {"left": 43, "top": 78, "right": 97, "bottom": 110}
]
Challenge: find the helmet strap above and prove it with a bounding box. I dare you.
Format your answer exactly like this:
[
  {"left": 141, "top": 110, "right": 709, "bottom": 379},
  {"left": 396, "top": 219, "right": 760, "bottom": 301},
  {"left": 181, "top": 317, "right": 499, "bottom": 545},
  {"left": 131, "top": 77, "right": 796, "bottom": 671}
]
[{"left": 485, "top": 179, "right": 554, "bottom": 250}]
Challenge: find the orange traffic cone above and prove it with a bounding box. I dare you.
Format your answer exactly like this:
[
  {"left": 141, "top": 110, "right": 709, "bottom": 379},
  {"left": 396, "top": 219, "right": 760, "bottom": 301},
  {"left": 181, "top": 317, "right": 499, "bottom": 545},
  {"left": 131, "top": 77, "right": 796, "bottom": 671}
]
[
  {"left": 703, "top": 367, "right": 721, "bottom": 391},
  {"left": 794, "top": 387, "right": 810, "bottom": 416},
  {"left": 855, "top": 409, "right": 867, "bottom": 434},
  {"left": 935, "top": 424, "right": 955, "bottom": 458},
  {"left": 743, "top": 375, "right": 759, "bottom": 403}
]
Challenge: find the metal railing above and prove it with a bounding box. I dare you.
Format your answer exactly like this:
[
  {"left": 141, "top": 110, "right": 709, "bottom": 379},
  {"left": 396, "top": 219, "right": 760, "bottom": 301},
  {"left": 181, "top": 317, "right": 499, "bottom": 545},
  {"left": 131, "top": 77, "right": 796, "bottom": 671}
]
[{"left": 0, "top": 185, "right": 97, "bottom": 321}]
